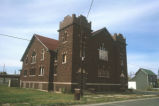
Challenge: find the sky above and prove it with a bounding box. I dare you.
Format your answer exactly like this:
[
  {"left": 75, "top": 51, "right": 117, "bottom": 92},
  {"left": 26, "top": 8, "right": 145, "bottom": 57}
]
[{"left": 0, "top": 0, "right": 159, "bottom": 75}]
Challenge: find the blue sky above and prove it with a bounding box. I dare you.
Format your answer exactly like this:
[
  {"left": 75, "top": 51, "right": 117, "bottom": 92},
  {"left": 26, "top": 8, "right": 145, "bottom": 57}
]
[{"left": 0, "top": 0, "right": 159, "bottom": 75}]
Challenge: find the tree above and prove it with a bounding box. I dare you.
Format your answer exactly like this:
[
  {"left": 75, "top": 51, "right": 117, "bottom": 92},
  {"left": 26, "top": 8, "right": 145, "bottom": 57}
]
[
  {"left": 0, "top": 72, "right": 7, "bottom": 75},
  {"left": 128, "top": 71, "right": 135, "bottom": 80}
]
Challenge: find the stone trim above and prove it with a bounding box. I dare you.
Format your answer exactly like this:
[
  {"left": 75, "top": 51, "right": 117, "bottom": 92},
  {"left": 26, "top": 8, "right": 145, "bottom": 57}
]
[
  {"left": 86, "top": 83, "right": 121, "bottom": 86},
  {"left": 53, "top": 82, "right": 78, "bottom": 85},
  {"left": 35, "top": 35, "right": 49, "bottom": 51},
  {"left": 21, "top": 81, "right": 49, "bottom": 83}
]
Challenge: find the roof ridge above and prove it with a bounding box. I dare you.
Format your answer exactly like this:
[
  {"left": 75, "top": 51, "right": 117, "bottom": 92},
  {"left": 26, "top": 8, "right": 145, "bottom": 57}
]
[
  {"left": 34, "top": 34, "right": 58, "bottom": 41},
  {"left": 92, "top": 27, "right": 106, "bottom": 36},
  {"left": 140, "top": 68, "right": 156, "bottom": 75}
]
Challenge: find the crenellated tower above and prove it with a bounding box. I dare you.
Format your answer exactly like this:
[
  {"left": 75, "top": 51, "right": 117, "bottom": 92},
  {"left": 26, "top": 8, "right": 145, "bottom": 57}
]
[
  {"left": 113, "top": 33, "right": 128, "bottom": 87},
  {"left": 55, "top": 14, "right": 92, "bottom": 92}
]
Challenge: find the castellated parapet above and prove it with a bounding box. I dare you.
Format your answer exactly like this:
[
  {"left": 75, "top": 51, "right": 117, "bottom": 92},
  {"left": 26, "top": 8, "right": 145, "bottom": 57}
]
[
  {"left": 59, "top": 14, "right": 91, "bottom": 30},
  {"left": 113, "top": 33, "right": 126, "bottom": 44}
]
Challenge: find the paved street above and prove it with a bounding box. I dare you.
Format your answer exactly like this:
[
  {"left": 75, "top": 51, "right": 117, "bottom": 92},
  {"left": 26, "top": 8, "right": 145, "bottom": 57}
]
[{"left": 80, "top": 97, "right": 159, "bottom": 106}]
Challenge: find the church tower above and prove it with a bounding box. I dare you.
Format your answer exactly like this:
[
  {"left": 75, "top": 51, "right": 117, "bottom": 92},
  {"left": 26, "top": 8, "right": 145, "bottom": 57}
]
[{"left": 54, "top": 14, "right": 92, "bottom": 92}]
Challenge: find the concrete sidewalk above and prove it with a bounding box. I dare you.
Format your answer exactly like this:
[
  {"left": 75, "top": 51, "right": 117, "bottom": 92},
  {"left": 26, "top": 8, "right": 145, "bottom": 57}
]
[{"left": 77, "top": 97, "right": 159, "bottom": 106}]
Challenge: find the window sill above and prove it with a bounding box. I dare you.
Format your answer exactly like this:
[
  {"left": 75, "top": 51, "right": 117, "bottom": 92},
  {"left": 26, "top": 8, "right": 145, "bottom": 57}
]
[
  {"left": 62, "top": 41, "right": 68, "bottom": 44},
  {"left": 24, "top": 76, "right": 27, "bottom": 77},
  {"left": 97, "top": 76, "right": 109, "bottom": 78},
  {"left": 29, "top": 75, "right": 36, "bottom": 76},
  {"left": 40, "top": 59, "right": 44, "bottom": 61},
  {"left": 38, "top": 75, "right": 44, "bottom": 76},
  {"left": 99, "top": 59, "right": 108, "bottom": 62},
  {"left": 62, "top": 62, "right": 66, "bottom": 64},
  {"left": 31, "top": 62, "right": 36, "bottom": 64}
]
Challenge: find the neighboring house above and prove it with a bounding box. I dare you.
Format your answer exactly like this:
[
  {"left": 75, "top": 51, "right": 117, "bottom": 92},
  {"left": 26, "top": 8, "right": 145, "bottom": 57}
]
[
  {"left": 0, "top": 74, "right": 20, "bottom": 85},
  {"left": 20, "top": 14, "right": 128, "bottom": 92},
  {"left": 131, "top": 68, "right": 158, "bottom": 90}
]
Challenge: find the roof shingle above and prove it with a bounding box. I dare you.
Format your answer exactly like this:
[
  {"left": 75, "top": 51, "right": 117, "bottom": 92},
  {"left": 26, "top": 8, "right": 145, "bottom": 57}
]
[
  {"left": 140, "top": 68, "right": 156, "bottom": 76},
  {"left": 35, "top": 34, "right": 58, "bottom": 51}
]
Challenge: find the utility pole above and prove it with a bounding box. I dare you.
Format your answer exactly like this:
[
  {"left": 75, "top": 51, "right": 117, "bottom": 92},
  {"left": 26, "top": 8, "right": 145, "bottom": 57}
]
[
  {"left": 2, "top": 64, "right": 6, "bottom": 84},
  {"left": 14, "top": 70, "right": 16, "bottom": 74},
  {"left": 79, "top": 18, "right": 87, "bottom": 97},
  {"left": 3, "top": 64, "right": 5, "bottom": 73}
]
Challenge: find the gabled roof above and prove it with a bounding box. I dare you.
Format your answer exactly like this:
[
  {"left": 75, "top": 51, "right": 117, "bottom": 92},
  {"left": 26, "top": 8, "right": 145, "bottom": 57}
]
[
  {"left": 91, "top": 27, "right": 114, "bottom": 41},
  {"left": 21, "top": 34, "right": 58, "bottom": 61},
  {"left": 92, "top": 27, "right": 111, "bottom": 36},
  {"left": 131, "top": 68, "right": 156, "bottom": 81},
  {"left": 35, "top": 34, "right": 58, "bottom": 51},
  {"left": 140, "top": 68, "right": 156, "bottom": 76},
  {"left": 92, "top": 27, "right": 106, "bottom": 36}
]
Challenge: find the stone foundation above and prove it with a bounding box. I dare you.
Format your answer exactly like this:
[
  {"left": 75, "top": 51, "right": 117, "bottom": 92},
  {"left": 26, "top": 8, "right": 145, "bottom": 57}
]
[{"left": 20, "top": 81, "right": 49, "bottom": 91}]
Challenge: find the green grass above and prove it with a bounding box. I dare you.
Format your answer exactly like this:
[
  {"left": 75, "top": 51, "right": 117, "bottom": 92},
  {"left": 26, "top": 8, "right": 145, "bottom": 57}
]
[
  {"left": 0, "top": 85, "right": 86, "bottom": 105},
  {"left": 0, "top": 85, "right": 158, "bottom": 106}
]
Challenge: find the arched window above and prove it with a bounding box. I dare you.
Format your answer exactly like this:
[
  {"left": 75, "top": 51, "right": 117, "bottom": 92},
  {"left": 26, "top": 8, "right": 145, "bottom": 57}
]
[
  {"left": 39, "top": 66, "right": 44, "bottom": 76},
  {"left": 99, "top": 43, "right": 108, "bottom": 61},
  {"left": 24, "top": 70, "right": 27, "bottom": 77},
  {"left": 62, "top": 31, "right": 68, "bottom": 42},
  {"left": 31, "top": 51, "right": 36, "bottom": 63},
  {"left": 25, "top": 56, "right": 28, "bottom": 64},
  {"left": 41, "top": 49, "right": 45, "bottom": 61},
  {"left": 62, "top": 52, "right": 67, "bottom": 64},
  {"left": 98, "top": 64, "right": 110, "bottom": 78}
]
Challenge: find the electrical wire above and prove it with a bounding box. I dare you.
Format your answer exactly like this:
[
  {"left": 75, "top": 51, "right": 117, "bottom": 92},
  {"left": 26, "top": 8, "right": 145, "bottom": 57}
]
[
  {"left": 0, "top": 34, "right": 30, "bottom": 41},
  {"left": 87, "top": 0, "right": 94, "bottom": 18}
]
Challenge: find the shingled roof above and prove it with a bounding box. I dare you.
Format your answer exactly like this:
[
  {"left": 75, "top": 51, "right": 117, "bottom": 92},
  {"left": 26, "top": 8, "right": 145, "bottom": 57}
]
[
  {"left": 140, "top": 68, "right": 156, "bottom": 76},
  {"left": 35, "top": 34, "right": 58, "bottom": 51},
  {"left": 21, "top": 34, "right": 58, "bottom": 61}
]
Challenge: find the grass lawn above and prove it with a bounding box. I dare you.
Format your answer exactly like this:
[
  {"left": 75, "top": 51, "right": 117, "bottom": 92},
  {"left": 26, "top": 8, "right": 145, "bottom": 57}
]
[{"left": 0, "top": 85, "right": 158, "bottom": 106}]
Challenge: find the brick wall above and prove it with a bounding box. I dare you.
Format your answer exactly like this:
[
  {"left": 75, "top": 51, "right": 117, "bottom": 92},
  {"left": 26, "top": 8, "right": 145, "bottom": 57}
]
[{"left": 20, "top": 37, "right": 54, "bottom": 91}]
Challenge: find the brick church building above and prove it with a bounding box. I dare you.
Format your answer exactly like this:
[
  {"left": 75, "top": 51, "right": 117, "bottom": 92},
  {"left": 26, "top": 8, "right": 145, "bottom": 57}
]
[{"left": 20, "top": 14, "right": 128, "bottom": 92}]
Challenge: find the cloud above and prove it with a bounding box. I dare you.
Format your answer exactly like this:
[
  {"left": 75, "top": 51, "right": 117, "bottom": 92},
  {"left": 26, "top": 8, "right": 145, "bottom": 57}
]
[
  {"left": 127, "top": 53, "right": 159, "bottom": 74},
  {"left": 89, "top": 0, "right": 159, "bottom": 30},
  {"left": 0, "top": 0, "right": 159, "bottom": 75}
]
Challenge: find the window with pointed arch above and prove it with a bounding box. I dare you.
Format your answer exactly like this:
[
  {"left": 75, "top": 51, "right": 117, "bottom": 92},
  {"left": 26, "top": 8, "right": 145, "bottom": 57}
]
[
  {"left": 31, "top": 51, "right": 36, "bottom": 64},
  {"left": 98, "top": 43, "right": 108, "bottom": 61},
  {"left": 39, "top": 66, "right": 44, "bottom": 76},
  {"left": 62, "top": 52, "right": 67, "bottom": 64},
  {"left": 41, "top": 49, "right": 45, "bottom": 61},
  {"left": 24, "top": 70, "right": 27, "bottom": 77},
  {"left": 98, "top": 65, "right": 110, "bottom": 78},
  {"left": 62, "top": 31, "right": 68, "bottom": 42},
  {"left": 25, "top": 55, "right": 28, "bottom": 65}
]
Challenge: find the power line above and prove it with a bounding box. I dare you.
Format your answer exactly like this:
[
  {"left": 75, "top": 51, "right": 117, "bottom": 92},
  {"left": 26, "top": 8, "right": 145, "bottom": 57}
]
[
  {"left": 87, "top": 0, "right": 94, "bottom": 18},
  {"left": 0, "top": 34, "right": 30, "bottom": 41}
]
